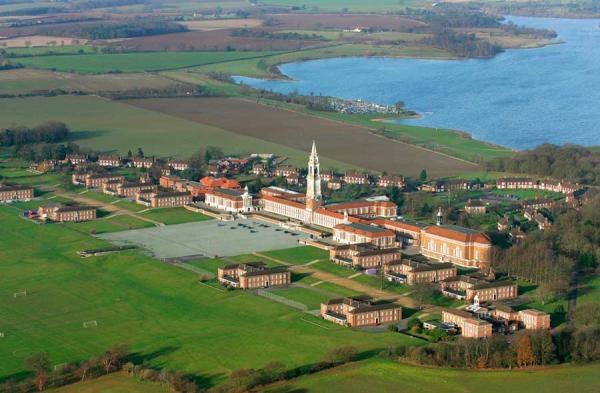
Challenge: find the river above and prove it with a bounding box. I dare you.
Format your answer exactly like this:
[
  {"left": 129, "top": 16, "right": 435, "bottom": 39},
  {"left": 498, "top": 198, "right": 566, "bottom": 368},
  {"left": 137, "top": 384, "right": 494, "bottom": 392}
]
[{"left": 234, "top": 16, "right": 600, "bottom": 149}]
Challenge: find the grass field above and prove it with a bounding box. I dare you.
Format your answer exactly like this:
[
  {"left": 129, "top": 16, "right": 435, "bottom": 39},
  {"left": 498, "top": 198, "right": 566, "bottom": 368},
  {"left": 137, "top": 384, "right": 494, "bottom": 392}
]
[
  {"left": 5, "top": 45, "right": 94, "bottom": 56},
  {"left": 16, "top": 51, "right": 279, "bottom": 74},
  {"left": 0, "top": 95, "right": 355, "bottom": 170},
  {"left": 0, "top": 69, "right": 179, "bottom": 95},
  {"left": 257, "top": 0, "right": 422, "bottom": 12},
  {"left": 138, "top": 208, "right": 212, "bottom": 225},
  {"left": 263, "top": 358, "right": 600, "bottom": 393},
  {"left": 0, "top": 206, "right": 419, "bottom": 385},
  {"left": 271, "top": 286, "right": 331, "bottom": 310},
  {"left": 261, "top": 246, "right": 328, "bottom": 265},
  {"left": 52, "top": 372, "right": 166, "bottom": 393}
]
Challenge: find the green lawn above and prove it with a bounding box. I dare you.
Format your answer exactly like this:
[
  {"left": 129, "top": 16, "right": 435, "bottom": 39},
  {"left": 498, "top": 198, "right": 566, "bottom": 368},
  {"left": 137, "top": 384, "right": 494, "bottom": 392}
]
[
  {"left": 0, "top": 206, "right": 418, "bottom": 385},
  {"left": 489, "top": 188, "right": 564, "bottom": 200},
  {"left": 17, "top": 51, "right": 279, "bottom": 74},
  {"left": 263, "top": 358, "right": 600, "bottom": 393},
  {"left": 52, "top": 372, "right": 166, "bottom": 393},
  {"left": 311, "top": 261, "right": 355, "bottom": 278},
  {"left": 262, "top": 246, "right": 329, "bottom": 265},
  {"left": 63, "top": 215, "right": 154, "bottom": 235},
  {"left": 271, "top": 287, "right": 330, "bottom": 310},
  {"left": 138, "top": 207, "right": 212, "bottom": 225},
  {"left": 351, "top": 274, "right": 412, "bottom": 295}
]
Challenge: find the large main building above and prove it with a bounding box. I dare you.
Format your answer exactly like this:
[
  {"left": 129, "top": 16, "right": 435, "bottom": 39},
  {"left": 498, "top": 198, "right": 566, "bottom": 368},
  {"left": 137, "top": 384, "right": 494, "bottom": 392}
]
[{"left": 259, "top": 142, "right": 492, "bottom": 269}]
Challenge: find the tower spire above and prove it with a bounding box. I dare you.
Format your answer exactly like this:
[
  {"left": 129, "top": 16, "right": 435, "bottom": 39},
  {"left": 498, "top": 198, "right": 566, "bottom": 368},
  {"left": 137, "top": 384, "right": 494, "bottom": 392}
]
[{"left": 306, "top": 140, "right": 322, "bottom": 211}]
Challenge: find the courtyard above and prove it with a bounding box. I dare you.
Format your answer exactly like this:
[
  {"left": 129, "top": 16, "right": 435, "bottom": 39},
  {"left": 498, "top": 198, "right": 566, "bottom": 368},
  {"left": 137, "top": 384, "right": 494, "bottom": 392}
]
[{"left": 98, "top": 218, "right": 308, "bottom": 259}]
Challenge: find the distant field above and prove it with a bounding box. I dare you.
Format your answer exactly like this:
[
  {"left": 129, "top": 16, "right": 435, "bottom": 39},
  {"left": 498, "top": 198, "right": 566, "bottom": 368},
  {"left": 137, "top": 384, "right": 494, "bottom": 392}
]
[
  {"left": 263, "top": 358, "right": 600, "bottom": 393},
  {"left": 16, "top": 51, "right": 278, "bottom": 74},
  {"left": 125, "top": 97, "right": 478, "bottom": 177},
  {"left": 138, "top": 207, "right": 212, "bottom": 226},
  {"left": 179, "top": 18, "right": 263, "bottom": 31},
  {"left": 261, "top": 246, "right": 329, "bottom": 265},
  {"left": 0, "top": 207, "right": 419, "bottom": 381},
  {"left": 0, "top": 35, "right": 85, "bottom": 48},
  {"left": 2, "top": 44, "right": 93, "bottom": 55},
  {"left": 0, "top": 69, "right": 179, "bottom": 95},
  {"left": 257, "top": 0, "right": 423, "bottom": 12},
  {"left": 0, "top": 95, "right": 356, "bottom": 170}
]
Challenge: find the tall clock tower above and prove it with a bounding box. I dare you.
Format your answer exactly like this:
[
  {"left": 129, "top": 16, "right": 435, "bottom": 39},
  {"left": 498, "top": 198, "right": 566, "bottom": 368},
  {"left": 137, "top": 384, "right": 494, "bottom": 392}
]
[{"left": 306, "top": 140, "right": 322, "bottom": 211}]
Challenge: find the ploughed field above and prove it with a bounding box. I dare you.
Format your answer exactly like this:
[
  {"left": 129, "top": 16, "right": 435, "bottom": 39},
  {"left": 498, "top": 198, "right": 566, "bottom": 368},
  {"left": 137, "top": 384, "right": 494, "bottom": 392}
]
[{"left": 125, "top": 97, "right": 478, "bottom": 177}]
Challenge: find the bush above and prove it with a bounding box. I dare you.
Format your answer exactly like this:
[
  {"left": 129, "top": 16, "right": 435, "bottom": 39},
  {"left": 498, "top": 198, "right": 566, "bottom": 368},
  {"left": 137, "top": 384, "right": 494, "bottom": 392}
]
[{"left": 323, "top": 346, "right": 359, "bottom": 365}]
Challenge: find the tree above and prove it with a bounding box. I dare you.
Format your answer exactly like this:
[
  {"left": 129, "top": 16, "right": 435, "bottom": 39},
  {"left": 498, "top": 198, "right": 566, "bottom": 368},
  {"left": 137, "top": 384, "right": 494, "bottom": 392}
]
[
  {"left": 411, "top": 283, "right": 436, "bottom": 309},
  {"left": 515, "top": 333, "right": 535, "bottom": 367},
  {"left": 261, "top": 361, "right": 287, "bottom": 383},
  {"left": 25, "top": 352, "right": 50, "bottom": 391},
  {"left": 324, "top": 346, "right": 358, "bottom": 364},
  {"left": 101, "top": 343, "right": 129, "bottom": 374},
  {"left": 136, "top": 147, "right": 144, "bottom": 158},
  {"left": 204, "top": 146, "right": 224, "bottom": 163},
  {"left": 574, "top": 303, "right": 600, "bottom": 327},
  {"left": 419, "top": 169, "right": 428, "bottom": 181}
]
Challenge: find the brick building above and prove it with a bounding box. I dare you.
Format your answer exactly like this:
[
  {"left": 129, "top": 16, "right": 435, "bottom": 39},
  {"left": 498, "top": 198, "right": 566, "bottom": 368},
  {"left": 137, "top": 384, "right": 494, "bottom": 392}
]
[
  {"left": 518, "top": 309, "right": 551, "bottom": 330},
  {"left": 38, "top": 204, "right": 96, "bottom": 222},
  {"left": 324, "top": 200, "right": 397, "bottom": 218},
  {"left": 65, "top": 154, "right": 87, "bottom": 165},
  {"left": 103, "top": 181, "right": 157, "bottom": 199},
  {"left": 343, "top": 171, "right": 369, "bottom": 185},
  {"left": 330, "top": 244, "right": 402, "bottom": 269},
  {"left": 274, "top": 165, "right": 297, "bottom": 178},
  {"left": 168, "top": 159, "right": 189, "bottom": 171},
  {"left": 497, "top": 177, "right": 536, "bottom": 189},
  {"left": 0, "top": 184, "right": 34, "bottom": 203},
  {"left": 320, "top": 296, "right": 401, "bottom": 327},
  {"left": 73, "top": 173, "right": 125, "bottom": 189},
  {"left": 442, "top": 309, "right": 492, "bottom": 339},
  {"left": 374, "top": 218, "right": 424, "bottom": 246},
  {"left": 137, "top": 191, "right": 192, "bottom": 208},
  {"left": 205, "top": 187, "right": 253, "bottom": 213},
  {"left": 333, "top": 222, "right": 396, "bottom": 248},
  {"left": 327, "top": 178, "right": 342, "bottom": 190},
  {"left": 132, "top": 157, "right": 154, "bottom": 168},
  {"left": 420, "top": 223, "right": 491, "bottom": 269},
  {"left": 465, "top": 199, "right": 486, "bottom": 214},
  {"left": 217, "top": 262, "right": 291, "bottom": 289},
  {"left": 98, "top": 155, "right": 121, "bottom": 167},
  {"left": 377, "top": 174, "right": 405, "bottom": 189},
  {"left": 386, "top": 259, "right": 456, "bottom": 285}
]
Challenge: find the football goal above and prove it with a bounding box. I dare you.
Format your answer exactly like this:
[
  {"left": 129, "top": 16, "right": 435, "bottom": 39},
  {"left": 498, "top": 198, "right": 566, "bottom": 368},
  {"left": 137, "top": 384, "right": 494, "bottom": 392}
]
[{"left": 82, "top": 320, "right": 98, "bottom": 328}]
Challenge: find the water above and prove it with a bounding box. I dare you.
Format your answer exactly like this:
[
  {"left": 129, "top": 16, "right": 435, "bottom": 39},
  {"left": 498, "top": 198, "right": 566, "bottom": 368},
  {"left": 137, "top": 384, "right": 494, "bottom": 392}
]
[{"left": 234, "top": 17, "right": 600, "bottom": 149}]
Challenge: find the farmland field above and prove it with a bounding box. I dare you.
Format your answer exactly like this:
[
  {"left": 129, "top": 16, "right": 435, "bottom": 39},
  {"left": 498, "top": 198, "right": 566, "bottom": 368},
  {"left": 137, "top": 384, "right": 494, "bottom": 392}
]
[
  {"left": 263, "top": 358, "right": 600, "bottom": 393},
  {"left": 0, "top": 69, "right": 179, "bottom": 95},
  {"left": 257, "top": 0, "right": 424, "bottom": 12},
  {"left": 125, "top": 97, "right": 479, "bottom": 177},
  {"left": 0, "top": 95, "right": 356, "bottom": 169},
  {"left": 16, "top": 51, "right": 279, "bottom": 74},
  {"left": 0, "top": 206, "right": 419, "bottom": 383}
]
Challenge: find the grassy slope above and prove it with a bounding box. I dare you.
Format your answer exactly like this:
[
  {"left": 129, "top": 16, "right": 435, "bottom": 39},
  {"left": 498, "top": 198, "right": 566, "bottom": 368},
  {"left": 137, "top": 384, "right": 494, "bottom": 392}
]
[
  {"left": 261, "top": 246, "right": 329, "bottom": 265},
  {"left": 0, "top": 206, "right": 419, "bottom": 383},
  {"left": 263, "top": 358, "right": 600, "bottom": 393},
  {"left": 52, "top": 372, "right": 167, "bottom": 393},
  {"left": 0, "top": 95, "right": 356, "bottom": 169},
  {"left": 16, "top": 51, "right": 279, "bottom": 74}
]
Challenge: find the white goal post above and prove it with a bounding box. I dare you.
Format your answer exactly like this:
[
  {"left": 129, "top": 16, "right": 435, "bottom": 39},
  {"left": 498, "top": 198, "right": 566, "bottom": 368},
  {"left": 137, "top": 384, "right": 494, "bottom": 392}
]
[
  {"left": 13, "top": 291, "right": 27, "bottom": 298},
  {"left": 82, "top": 320, "right": 98, "bottom": 328}
]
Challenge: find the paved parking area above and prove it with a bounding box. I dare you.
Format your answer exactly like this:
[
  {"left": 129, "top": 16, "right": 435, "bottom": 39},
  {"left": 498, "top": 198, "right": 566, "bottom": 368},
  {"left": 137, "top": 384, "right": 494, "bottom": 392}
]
[{"left": 98, "top": 219, "right": 307, "bottom": 259}]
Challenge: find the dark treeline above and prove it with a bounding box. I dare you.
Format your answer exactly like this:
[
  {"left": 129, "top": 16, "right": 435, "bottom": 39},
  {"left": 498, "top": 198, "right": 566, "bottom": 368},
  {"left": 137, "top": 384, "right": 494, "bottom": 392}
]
[
  {"left": 230, "top": 28, "right": 327, "bottom": 41},
  {"left": 424, "top": 29, "right": 503, "bottom": 58},
  {"left": 420, "top": 8, "right": 501, "bottom": 28},
  {"left": 500, "top": 21, "right": 557, "bottom": 39},
  {"left": 382, "top": 327, "right": 600, "bottom": 369},
  {"left": 100, "top": 85, "right": 212, "bottom": 100},
  {"left": 487, "top": 144, "right": 600, "bottom": 185},
  {"left": 38, "top": 19, "right": 186, "bottom": 40},
  {"left": 481, "top": 1, "right": 600, "bottom": 18},
  {"left": 0, "top": 0, "right": 146, "bottom": 16},
  {"left": 0, "top": 122, "right": 70, "bottom": 147},
  {"left": 0, "top": 6, "right": 67, "bottom": 16}
]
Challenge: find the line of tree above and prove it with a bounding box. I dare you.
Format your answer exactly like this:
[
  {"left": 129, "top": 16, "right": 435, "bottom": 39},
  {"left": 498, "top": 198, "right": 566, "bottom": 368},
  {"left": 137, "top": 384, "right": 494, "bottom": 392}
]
[
  {"left": 230, "top": 28, "right": 327, "bottom": 41},
  {"left": 0, "top": 344, "right": 130, "bottom": 392},
  {"left": 38, "top": 19, "right": 186, "bottom": 40},
  {"left": 0, "top": 122, "right": 70, "bottom": 147},
  {"left": 382, "top": 326, "right": 600, "bottom": 369},
  {"left": 424, "top": 29, "right": 503, "bottom": 58},
  {"left": 486, "top": 144, "right": 600, "bottom": 185}
]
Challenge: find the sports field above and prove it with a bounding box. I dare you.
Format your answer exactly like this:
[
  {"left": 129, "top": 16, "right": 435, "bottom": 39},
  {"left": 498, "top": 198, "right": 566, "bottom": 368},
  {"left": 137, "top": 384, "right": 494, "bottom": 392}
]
[
  {"left": 0, "top": 206, "right": 419, "bottom": 383},
  {"left": 98, "top": 219, "right": 308, "bottom": 259},
  {"left": 263, "top": 358, "right": 600, "bottom": 393}
]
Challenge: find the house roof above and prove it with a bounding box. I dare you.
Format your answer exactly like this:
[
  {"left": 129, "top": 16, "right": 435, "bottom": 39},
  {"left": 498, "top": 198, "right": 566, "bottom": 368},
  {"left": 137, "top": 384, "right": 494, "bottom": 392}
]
[
  {"left": 471, "top": 280, "right": 516, "bottom": 290},
  {"left": 334, "top": 222, "right": 395, "bottom": 238},
  {"left": 442, "top": 308, "right": 472, "bottom": 319},
  {"left": 424, "top": 225, "right": 490, "bottom": 244},
  {"left": 0, "top": 184, "right": 33, "bottom": 191}
]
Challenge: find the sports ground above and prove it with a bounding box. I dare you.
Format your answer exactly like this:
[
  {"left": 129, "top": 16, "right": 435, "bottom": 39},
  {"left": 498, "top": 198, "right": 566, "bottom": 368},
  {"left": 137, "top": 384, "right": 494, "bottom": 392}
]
[{"left": 98, "top": 219, "right": 307, "bottom": 259}]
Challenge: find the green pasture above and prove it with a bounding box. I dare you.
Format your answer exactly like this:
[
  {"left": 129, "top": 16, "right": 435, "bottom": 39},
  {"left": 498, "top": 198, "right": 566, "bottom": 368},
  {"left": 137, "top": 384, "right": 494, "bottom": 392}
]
[
  {"left": 271, "top": 286, "right": 330, "bottom": 310},
  {"left": 0, "top": 206, "right": 418, "bottom": 384},
  {"left": 263, "top": 358, "right": 600, "bottom": 393},
  {"left": 311, "top": 261, "right": 355, "bottom": 278},
  {"left": 5, "top": 45, "right": 95, "bottom": 56},
  {"left": 53, "top": 372, "right": 167, "bottom": 393},
  {"left": 16, "top": 51, "right": 279, "bottom": 74}
]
